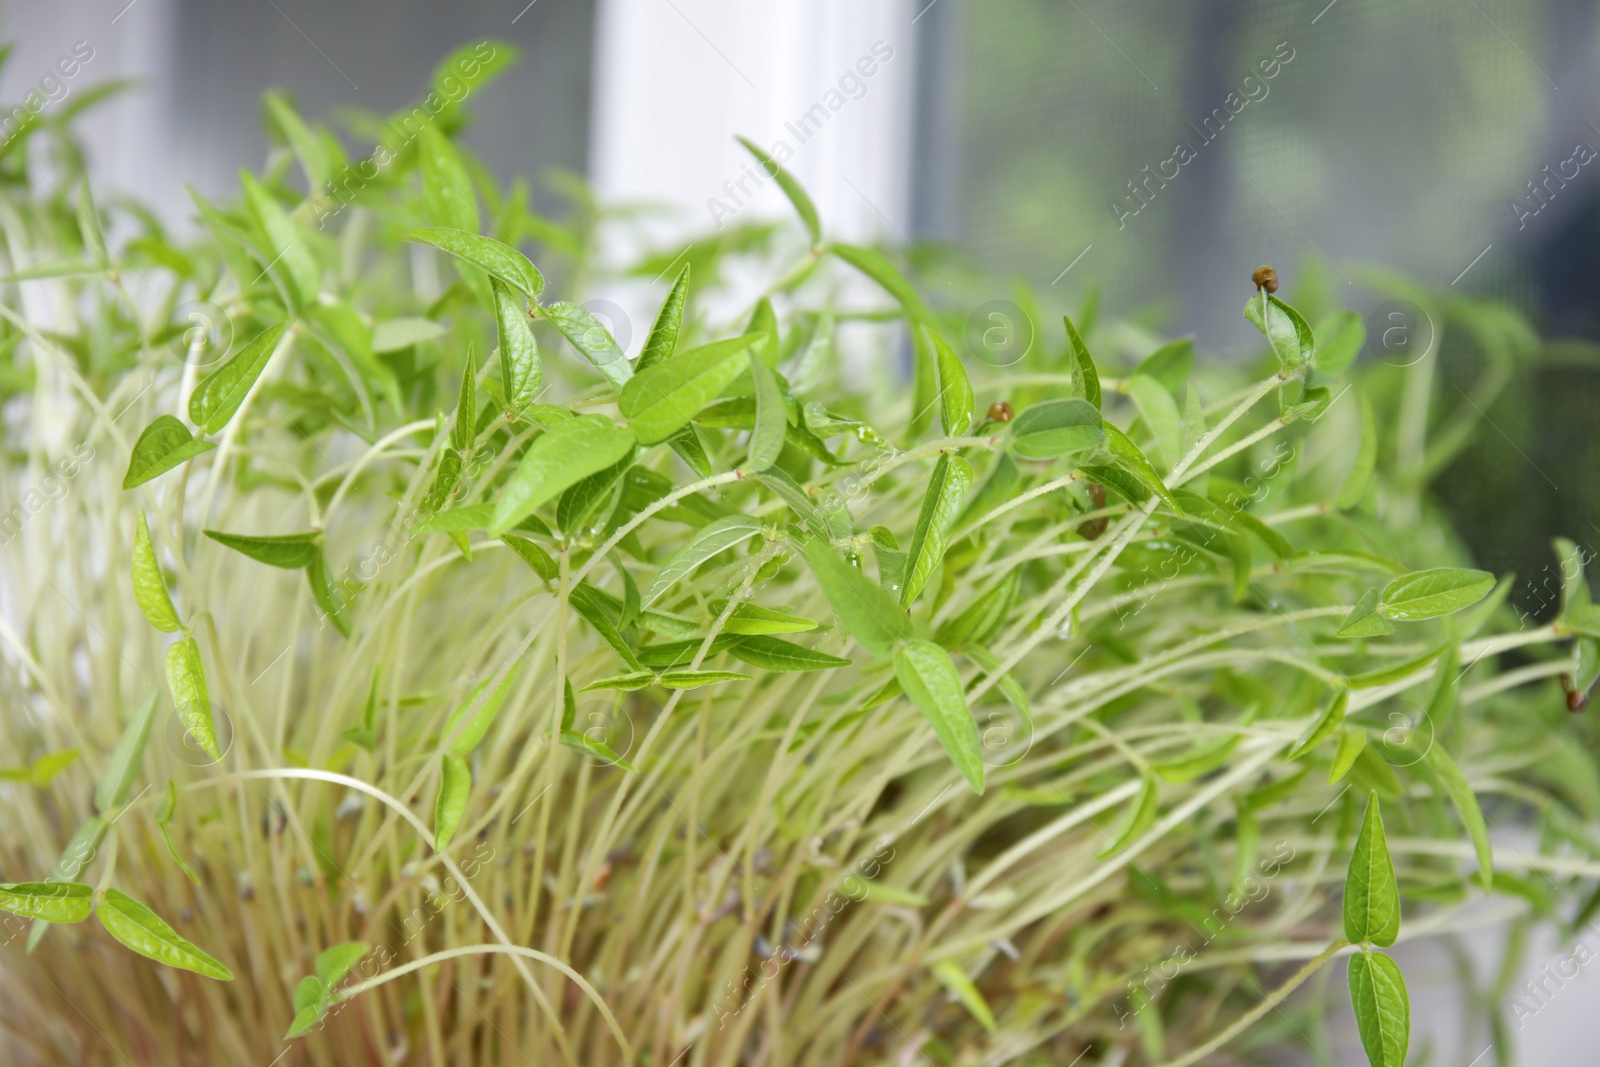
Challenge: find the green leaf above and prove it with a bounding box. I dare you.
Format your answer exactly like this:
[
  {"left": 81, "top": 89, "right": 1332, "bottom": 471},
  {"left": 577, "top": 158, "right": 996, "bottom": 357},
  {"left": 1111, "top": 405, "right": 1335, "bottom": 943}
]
[
  {"left": 745, "top": 349, "right": 786, "bottom": 471},
  {"left": 1126, "top": 373, "right": 1183, "bottom": 470},
  {"left": 1378, "top": 568, "right": 1495, "bottom": 621},
  {"left": 893, "top": 638, "right": 984, "bottom": 793},
  {"left": 670, "top": 426, "right": 714, "bottom": 477},
  {"left": 285, "top": 975, "right": 329, "bottom": 1038},
  {"left": 615, "top": 560, "right": 640, "bottom": 633},
  {"left": 569, "top": 584, "right": 646, "bottom": 671},
  {"left": 122, "top": 415, "right": 216, "bottom": 490},
  {"left": 94, "top": 691, "right": 160, "bottom": 812},
  {"left": 1243, "top": 291, "right": 1315, "bottom": 369},
  {"left": 580, "top": 671, "right": 656, "bottom": 693},
  {"left": 155, "top": 779, "right": 199, "bottom": 884},
  {"left": 558, "top": 455, "right": 633, "bottom": 538},
  {"left": 1103, "top": 426, "right": 1180, "bottom": 514},
  {"left": 0, "top": 882, "right": 92, "bottom": 923},
  {"left": 639, "top": 265, "right": 690, "bottom": 371},
  {"left": 1425, "top": 645, "right": 1461, "bottom": 732},
  {"left": 1134, "top": 337, "right": 1193, "bottom": 394},
  {"left": 965, "top": 642, "right": 1032, "bottom": 738},
  {"left": 1314, "top": 309, "right": 1365, "bottom": 374},
  {"left": 492, "top": 279, "right": 541, "bottom": 415},
  {"left": 76, "top": 178, "right": 109, "bottom": 268},
  {"left": 1151, "top": 735, "right": 1241, "bottom": 783},
  {"left": 1555, "top": 537, "right": 1592, "bottom": 615},
  {"left": 754, "top": 469, "right": 829, "bottom": 537},
  {"left": 1344, "top": 792, "right": 1400, "bottom": 946},
  {"left": 1337, "top": 390, "right": 1378, "bottom": 509},
  {"left": 859, "top": 883, "right": 929, "bottom": 907},
  {"left": 421, "top": 449, "right": 464, "bottom": 520},
  {"left": 1097, "top": 772, "right": 1159, "bottom": 858},
  {"left": 263, "top": 92, "right": 330, "bottom": 188},
  {"left": 1009, "top": 398, "right": 1103, "bottom": 460},
  {"left": 417, "top": 125, "right": 479, "bottom": 234},
  {"left": 1286, "top": 689, "right": 1347, "bottom": 761},
  {"left": 131, "top": 513, "right": 182, "bottom": 631},
  {"left": 1228, "top": 508, "right": 1292, "bottom": 559},
  {"left": 1243, "top": 767, "right": 1309, "bottom": 813},
  {"left": 869, "top": 526, "right": 906, "bottom": 596},
  {"left": 433, "top": 755, "right": 471, "bottom": 851},
  {"left": 1575, "top": 636, "right": 1600, "bottom": 695},
  {"left": 372, "top": 317, "right": 449, "bottom": 353},
  {"left": 413, "top": 503, "right": 494, "bottom": 536},
  {"left": 737, "top": 136, "right": 821, "bottom": 243},
  {"left": 443, "top": 665, "right": 519, "bottom": 757},
  {"left": 643, "top": 515, "right": 764, "bottom": 607},
  {"left": 1082, "top": 464, "right": 1148, "bottom": 510},
  {"left": 1181, "top": 382, "right": 1207, "bottom": 455},
  {"left": 719, "top": 603, "right": 816, "bottom": 635},
  {"left": 800, "top": 537, "right": 911, "bottom": 657},
  {"left": 901, "top": 453, "right": 973, "bottom": 607},
  {"left": 502, "top": 534, "right": 558, "bottom": 584},
  {"left": 1337, "top": 589, "right": 1395, "bottom": 638},
  {"left": 1063, "top": 314, "right": 1102, "bottom": 409},
  {"left": 658, "top": 669, "right": 751, "bottom": 690},
  {"left": 908, "top": 325, "right": 938, "bottom": 439},
  {"left": 23, "top": 749, "right": 78, "bottom": 786},
  {"left": 406, "top": 228, "right": 544, "bottom": 298},
  {"left": 728, "top": 635, "right": 851, "bottom": 673},
  {"left": 1329, "top": 727, "right": 1367, "bottom": 783},
  {"left": 747, "top": 294, "right": 780, "bottom": 367},
  {"left": 1427, "top": 747, "right": 1492, "bottom": 893},
  {"left": 545, "top": 301, "right": 632, "bottom": 388},
  {"left": 559, "top": 730, "right": 636, "bottom": 771},
  {"left": 343, "top": 727, "right": 377, "bottom": 753},
  {"left": 416, "top": 39, "right": 520, "bottom": 123},
  {"left": 451, "top": 349, "right": 478, "bottom": 452},
  {"left": 1348, "top": 951, "right": 1409, "bottom": 1067},
  {"left": 489, "top": 416, "right": 636, "bottom": 535},
  {"left": 242, "top": 172, "right": 318, "bottom": 306},
  {"left": 316, "top": 941, "right": 369, "bottom": 987},
  {"left": 1347, "top": 642, "right": 1452, "bottom": 689},
  {"left": 935, "top": 568, "right": 1019, "bottom": 649},
  {"left": 930, "top": 331, "right": 975, "bottom": 435},
  {"left": 930, "top": 960, "right": 997, "bottom": 1033},
  {"left": 619, "top": 336, "right": 754, "bottom": 444},
  {"left": 188, "top": 322, "right": 291, "bottom": 434},
  {"left": 204, "top": 529, "right": 319, "bottom": 569},
  {"left": 830, "top": 243, "right": 924, "bottom": 318},
  {"left": 307, "top": 546, "right": 350, "bottom": 637},
  {"left": 166, "top": 637, "right": 220, "bottom": 761},
  {"left": 98, "top": 888, "right": 233, "bottom": 979}
]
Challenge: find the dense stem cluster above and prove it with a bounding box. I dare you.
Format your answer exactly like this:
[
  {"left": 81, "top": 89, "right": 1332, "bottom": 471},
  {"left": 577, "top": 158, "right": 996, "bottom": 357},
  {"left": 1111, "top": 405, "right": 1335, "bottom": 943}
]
[{"left": 1, "top": 41, "right": 1597, "bottom": 1067}]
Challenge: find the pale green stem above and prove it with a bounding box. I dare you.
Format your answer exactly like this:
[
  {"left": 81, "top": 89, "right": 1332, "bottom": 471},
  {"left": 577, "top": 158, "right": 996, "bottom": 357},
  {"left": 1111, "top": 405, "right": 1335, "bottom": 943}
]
[
  {"left": 1154, "top": 939, "right": 1348, "bottom": 1067},
  {"left": 333, "top": 943, "right": 632, "bottom": 1063},
  {"left": 320, "top": 418, "right": 438, "bottom": 521},
  {"left": 174, "top": 768, "right": 587, "bottom": 1066}
]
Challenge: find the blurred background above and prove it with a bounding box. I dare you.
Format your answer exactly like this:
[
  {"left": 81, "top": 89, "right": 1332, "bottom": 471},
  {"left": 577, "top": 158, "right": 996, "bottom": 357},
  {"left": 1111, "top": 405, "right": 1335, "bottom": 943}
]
[{"left": 4, "top": 1, "right": 1599, "bottom": 1061}]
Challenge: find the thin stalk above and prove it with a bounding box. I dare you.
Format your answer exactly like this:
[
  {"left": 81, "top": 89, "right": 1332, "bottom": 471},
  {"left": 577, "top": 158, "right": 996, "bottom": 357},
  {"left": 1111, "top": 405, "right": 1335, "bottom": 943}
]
[{"left": 1154, "top": 939, "right": 1348, "bottom": 1067}]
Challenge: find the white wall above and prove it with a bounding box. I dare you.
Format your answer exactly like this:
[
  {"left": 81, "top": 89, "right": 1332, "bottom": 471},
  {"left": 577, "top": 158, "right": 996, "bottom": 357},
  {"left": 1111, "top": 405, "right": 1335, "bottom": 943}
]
[
  {"left": 0, "top": 0, "right": 183, "bottom": 220},
  {"left": 589, "top": 0, "right": 922, "bottom": 251}
]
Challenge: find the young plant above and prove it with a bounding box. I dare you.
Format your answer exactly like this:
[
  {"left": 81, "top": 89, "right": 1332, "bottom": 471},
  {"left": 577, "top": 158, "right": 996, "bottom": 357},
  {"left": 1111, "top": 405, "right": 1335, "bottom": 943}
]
[{"left": 0, "top": 40, "right": 1595, "bottom": 1067}]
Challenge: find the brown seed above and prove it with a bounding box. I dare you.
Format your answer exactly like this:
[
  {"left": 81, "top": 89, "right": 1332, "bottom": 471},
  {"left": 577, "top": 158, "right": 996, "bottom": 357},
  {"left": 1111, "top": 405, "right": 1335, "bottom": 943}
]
[
  {"left": 1078, "top": 483, "right": 1109, "bottom": 541},
  {"left": 1251, "top": 265, "right": 1279, "bottom": 293},
  {"left": 987, "top": 401, "right": 1014, "bottom": 423},
  {"left": 1569, "top": 690, "right": 1588, "bottom": 713}
]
